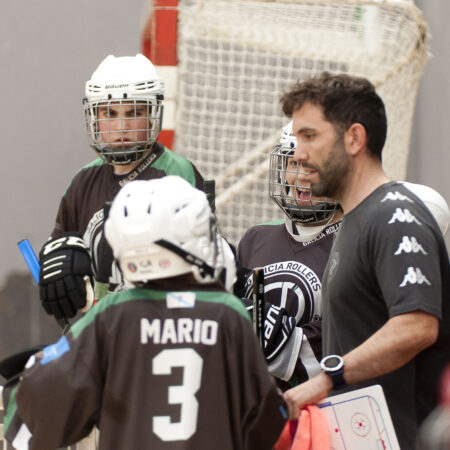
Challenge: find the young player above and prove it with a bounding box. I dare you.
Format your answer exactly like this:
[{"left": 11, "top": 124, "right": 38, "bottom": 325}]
[
  {"left": 280, "top": 72, "right": 450, "bottom": 450},
  {"left": 237, "top": 121, "right": 343, "bottom": 389},
  {"left": 38, "top": 54, "right": 204, "bottom": 322},
  {"left": 3, "top": 176, "right": 287, "bottom": 449}
]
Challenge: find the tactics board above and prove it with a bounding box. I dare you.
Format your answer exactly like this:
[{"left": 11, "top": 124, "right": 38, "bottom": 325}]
[{"left": 318, "top": 385, "right": 400, "bottom": 450}]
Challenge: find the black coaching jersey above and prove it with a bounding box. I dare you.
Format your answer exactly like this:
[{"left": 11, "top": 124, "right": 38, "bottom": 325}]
[
  {"left": 237, "top": 219, "right": 341, "bottom": 387},
  {"left": 4, "top": 284, "right": 286, "bottom": 450},
  {"left": 322, "top": 181, "right": 450, "bottom": 450},
  {"left": 51, "top": 143, "right": 204, "bottom": 279}
]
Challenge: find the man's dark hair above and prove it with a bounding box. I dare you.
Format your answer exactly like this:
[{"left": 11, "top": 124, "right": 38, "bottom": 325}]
[{"left": 280, "top": 72, "right": 387, "bottom": 160}]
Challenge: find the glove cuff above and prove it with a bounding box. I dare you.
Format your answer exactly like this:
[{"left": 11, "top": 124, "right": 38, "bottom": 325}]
[
  {"left": 268, "top": 327, "right": 303, "bottom": 381},
  {"left": 39, "top": 232, "right": 89, "bottom": 260}
]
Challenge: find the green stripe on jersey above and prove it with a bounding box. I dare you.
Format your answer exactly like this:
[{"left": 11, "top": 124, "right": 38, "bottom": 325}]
[
  {"left": 63, "top": 157, "right": 105, "bottom": 195},
  {"left": 71, "top": 287, "right": 249, "bottom": 339},
  {"left": 152, "top": 147, "right": 197, "bottom": 186},
  {"left": 4, "top": 385, "right": 18, "bottom": 434}
]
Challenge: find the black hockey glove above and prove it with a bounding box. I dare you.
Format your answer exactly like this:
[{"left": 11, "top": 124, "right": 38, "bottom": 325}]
[
  {"left": 242, "top": 299, "right": 296, "bottom": 363},
  {"left": 39, "top": 232, "right": 93, "bottom": 320}
]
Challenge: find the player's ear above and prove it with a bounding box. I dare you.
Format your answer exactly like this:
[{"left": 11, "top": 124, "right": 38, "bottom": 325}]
[{"left": 344, "top": 123, "right": 367, "bottom": 156}]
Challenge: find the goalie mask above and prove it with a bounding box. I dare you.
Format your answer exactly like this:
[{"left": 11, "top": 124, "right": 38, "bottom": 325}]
[
  {"left": 269, "top": 121, "right": 337, "bottom": 224},
  {"left": 105, "top": 176, "right": 236, "bottom": 289},
  {"left": 84, "top": 54, "right": 165, "bottom": 165}
]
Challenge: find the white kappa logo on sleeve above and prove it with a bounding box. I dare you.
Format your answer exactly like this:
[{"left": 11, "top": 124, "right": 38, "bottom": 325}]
[
  {"left": 381, "top": 191, "right": 414, "bottom": 203},
  {"left": 388, "top": 208, "right": 422, "bottom": 225},
  {"left": 394, "top": 236, "right": 427, "bottom": 255},
  {"left": 399, "top": 267, "right": 431, "bottom": 287}
]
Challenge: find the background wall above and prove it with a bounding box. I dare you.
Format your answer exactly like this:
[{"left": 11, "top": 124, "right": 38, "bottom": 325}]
[
  {"left": 408, "top": 0, "right": 450, "bottom": 249},
  {"left": 0, "top": 0, "right": 150, "bottom": 362},
  {"left": 0, "top": 0, "right": 448, "bottom": 360}
]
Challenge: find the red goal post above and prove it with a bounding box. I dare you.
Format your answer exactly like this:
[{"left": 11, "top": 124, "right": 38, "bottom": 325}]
[{"left": 141, "top": 0, "right": 429, "bottom": 245}]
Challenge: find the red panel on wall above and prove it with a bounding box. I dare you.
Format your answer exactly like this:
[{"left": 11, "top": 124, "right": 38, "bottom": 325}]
[{"left": 141, "top": 0, "right": 178, "bottom": 65}]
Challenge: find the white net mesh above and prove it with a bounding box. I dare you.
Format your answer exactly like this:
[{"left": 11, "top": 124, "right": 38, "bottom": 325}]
[{"left": 174, "top": 0, "right": 429, "bottom": 245}]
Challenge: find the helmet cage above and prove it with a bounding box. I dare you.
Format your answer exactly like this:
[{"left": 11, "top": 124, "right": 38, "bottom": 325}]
[
  {"left": 269, "top": 145, "right": 337, "bottom": 224},
  {"left": 84, "top": 97, "right": 163, "bottom": 165}
]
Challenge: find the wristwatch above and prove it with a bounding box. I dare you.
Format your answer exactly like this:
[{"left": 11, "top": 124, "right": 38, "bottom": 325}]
[{"left": 320, "top": 355, "right": 346, "bottom": 390}]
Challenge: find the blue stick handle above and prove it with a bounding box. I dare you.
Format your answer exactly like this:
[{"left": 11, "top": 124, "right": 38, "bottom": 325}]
[{"left": 17, "top": 239, "right": 40, "bottom": 284}]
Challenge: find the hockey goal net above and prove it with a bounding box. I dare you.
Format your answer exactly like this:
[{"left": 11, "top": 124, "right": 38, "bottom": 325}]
[{"left": 147, "top": 0, "right": 429, "bottom": 245}]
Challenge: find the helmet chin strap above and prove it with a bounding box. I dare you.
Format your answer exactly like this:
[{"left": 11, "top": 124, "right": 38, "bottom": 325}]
[
  {"left": 285, "top": 209, "right": 337, "bottom": 243},
  {"left": 99, "top": 144, "right": 147, "bottom": 165}
]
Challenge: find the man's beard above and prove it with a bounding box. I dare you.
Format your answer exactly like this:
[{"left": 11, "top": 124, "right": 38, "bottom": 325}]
[{"left": 310, "top": 137, "right": 350, "bottom": 200}]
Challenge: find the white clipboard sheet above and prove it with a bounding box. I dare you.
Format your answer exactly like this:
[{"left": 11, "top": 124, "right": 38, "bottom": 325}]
[{"left": 317, "top": 384, "right": 400, "bottom": 450}]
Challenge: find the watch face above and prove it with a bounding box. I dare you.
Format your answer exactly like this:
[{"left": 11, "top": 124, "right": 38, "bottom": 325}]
[
  {"left": 324, "top": 356, "right": 341, "bottom": 368},
  {"left": 321, "top": 355, "right": 344, "bottom": 371}
]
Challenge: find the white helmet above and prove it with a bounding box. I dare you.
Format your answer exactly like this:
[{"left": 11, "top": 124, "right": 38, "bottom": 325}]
[
  {"left": 402, "top": 182, "right": 450, "bottom": 236},
  {"left": 269, "top": 121, "right": 338, "bottom": 224},
  {"left": 84, "top": 54, "right": 165, "bottom": 165},
  {"left": 105, "top": 176, "right": 236, "bottom": 289}
]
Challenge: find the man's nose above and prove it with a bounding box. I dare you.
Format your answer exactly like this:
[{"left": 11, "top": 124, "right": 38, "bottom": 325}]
[{"left": 293, "top": 144, "right": 308, "bottom": 162}]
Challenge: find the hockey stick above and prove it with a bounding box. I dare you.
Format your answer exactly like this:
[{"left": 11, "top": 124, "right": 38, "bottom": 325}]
[
  {"left": 17, "top": 239, "right": 70, "bottom": 333},
  {"left": 252, "top": 267, "right": 265, "bottom": 349},
  {"left": 203, "top": 179, "right": 216, "bottom": 213}
]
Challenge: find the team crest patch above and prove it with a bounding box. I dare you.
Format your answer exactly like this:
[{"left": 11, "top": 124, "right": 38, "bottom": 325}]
[
  {"left": 244, "top": 260, "right": 322, "bottom": 323},
  {"left": 166, "top": 292, "right": 196, "bottom": 308}
]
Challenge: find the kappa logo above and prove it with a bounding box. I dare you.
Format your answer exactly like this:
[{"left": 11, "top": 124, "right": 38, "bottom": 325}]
[
  {"left": 381, "top": 191, "right": 413, "bottom": 203},
  {"left": 394, "top": 236, "right": 427, "bottom": 255},
  {"left": 388, "top": 208, "right": 421, "bottom": 225},
  {"left": 399, "top": 267, "right": 431, "bottom": 287}
]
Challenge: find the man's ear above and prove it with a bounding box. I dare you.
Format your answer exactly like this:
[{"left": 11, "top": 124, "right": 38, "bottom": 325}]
[{"left": 344, "top": 123, "right": 367, "bottom": 156}]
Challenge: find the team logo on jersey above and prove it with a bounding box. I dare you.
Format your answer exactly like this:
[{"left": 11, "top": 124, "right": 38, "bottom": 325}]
[
  {"left": 118, "top": 152, "right": 158, "bottom": 187},
  {"left": 166, "top": 291, "right": 196, "bottom": 308},
  {"left": 388, "top": 208, "right": 421, "bottom": 225},
  {"left": 399, "top": 267, "right": 431, "bottom": 287},
  {"left": 244, "top": 260, "right": 321, "bottom": 324},
  {"left": 381, "top": 191, "right": 413, "bottom": 203},
  {"left": 394, "top": 236, "right": 427, "bottom": 255}
]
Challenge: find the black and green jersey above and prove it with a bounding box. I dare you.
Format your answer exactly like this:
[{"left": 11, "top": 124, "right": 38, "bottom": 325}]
[
  {"left": 4, "top": 284, "right": 286, "bottom": 449},
  {"left": 50, "top": 143, "right": 204, "bottom": 291}
]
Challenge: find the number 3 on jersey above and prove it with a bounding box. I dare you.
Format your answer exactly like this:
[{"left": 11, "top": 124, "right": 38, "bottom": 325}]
[{"left": 152, "top": 348, "right": 203, "bottom": 441}]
